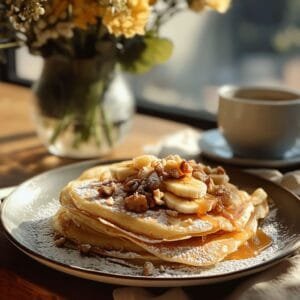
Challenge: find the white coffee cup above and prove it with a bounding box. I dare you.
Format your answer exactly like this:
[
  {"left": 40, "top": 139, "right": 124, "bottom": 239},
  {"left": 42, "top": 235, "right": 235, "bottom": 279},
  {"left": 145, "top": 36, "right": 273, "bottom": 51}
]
[{"left": 218, "top": 86, "right": 300, "bottom": 159}]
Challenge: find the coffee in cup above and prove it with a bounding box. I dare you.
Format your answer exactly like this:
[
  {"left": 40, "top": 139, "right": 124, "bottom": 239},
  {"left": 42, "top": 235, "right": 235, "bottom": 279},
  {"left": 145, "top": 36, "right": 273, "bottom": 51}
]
[{"left": 218, "top": 86, "right": 300, "bottom": 159}]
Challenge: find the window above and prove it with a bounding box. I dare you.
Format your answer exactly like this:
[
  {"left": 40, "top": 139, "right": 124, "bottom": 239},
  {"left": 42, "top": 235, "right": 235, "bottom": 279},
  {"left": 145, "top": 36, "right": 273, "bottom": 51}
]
[{"left": 3, "top": 0, "right": 300, "bottom": 127}]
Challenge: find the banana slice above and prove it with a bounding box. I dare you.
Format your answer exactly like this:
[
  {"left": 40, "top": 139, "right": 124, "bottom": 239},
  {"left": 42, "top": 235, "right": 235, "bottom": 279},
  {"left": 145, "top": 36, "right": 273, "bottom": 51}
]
[
  {"left": 164, "top": 192, "right": 217, "bottom": 214},
  {"left": 109, "top": 161, "right": 137, "bottom": 181},
  {"left": 164, "top": 176, "right": 207, "bottom": 199},
  {"left": 164, "top": 192, "right": 201, "bottom": 214},
  {"left": 132, "top": 155, "right": 157, "bottom": 169},
  {"left": 251, "top": 188, "right": 268, "bottom": 206}
]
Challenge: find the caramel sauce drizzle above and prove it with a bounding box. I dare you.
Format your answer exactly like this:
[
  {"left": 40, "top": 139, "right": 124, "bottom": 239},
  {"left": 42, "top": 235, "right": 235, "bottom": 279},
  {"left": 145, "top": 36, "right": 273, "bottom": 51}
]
[{"left": 226, "top": 229, "right": 272, "bottom": 260}]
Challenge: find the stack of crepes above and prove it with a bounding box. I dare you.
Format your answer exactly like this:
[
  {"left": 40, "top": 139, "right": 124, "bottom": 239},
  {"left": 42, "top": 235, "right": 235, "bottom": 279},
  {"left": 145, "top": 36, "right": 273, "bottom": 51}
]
[{"left": 53, "top": 155, "right": 270, "bottom": 267}]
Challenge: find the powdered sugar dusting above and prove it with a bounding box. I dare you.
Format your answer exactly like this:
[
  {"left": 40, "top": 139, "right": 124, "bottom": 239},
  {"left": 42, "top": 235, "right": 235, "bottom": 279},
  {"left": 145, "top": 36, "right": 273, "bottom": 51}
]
[
  {"left": 73, "top": 181, "right": 213, "bottom": 233},
  {"left": 11, "top": 197, "right": 297, "bottom": 279}
]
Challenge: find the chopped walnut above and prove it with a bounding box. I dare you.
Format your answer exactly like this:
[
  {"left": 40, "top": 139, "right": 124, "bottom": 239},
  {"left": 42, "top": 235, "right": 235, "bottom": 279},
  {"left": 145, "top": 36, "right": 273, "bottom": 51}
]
[
  {"left": 152, "top": 160, "right": 164, "bottom": 177},
  {"left": 193, "top": 170, "right": 209, "bottom": 182},
  {"left": 146, "top": 171, "right": 161, "bottom": 190},
  {"left": 124, "top": 193, "right": 148, "bottom": 213},
  {"left": 188, "top": 160, "right": 205, "bottom": 170},
  {"left": 153, "top": 189, "right": 164, "bottom": 205},
  {"left": 137, "top": 166, "right": 153, "bottom": 179},
  {"left": 79, "top": 244, "right": 92, "bottom": 255},
  {"left": 98, "top": 184, "right": 115, "bottom": 198},
  {"left": 164, "top": 168, "right": 184, "bottom": 179},
  {"left": 188, "top": 159, "right": 196, "bottom": 165},
  {"left": 143, "top": 261, "right": 155, "bottom": 276},
  {"left": 203, "top": 166, "right": 213, "bottom": 174},
  {"left": 220, "top": 209, "right": 234, "bottom": 221},
  {"left": 211, "top": 186, "right": 233, "bottom": 208},
  {"left": 164, "top": 159, "right": 179, "bottom": 170},
  {"left": 136, "top": 182, "right": 146, "bottom": 194},
  {"left": 204, "top": 165, "right": 227, "bottom": 175},
  {"left": 113, "top": 185, "right": 127, "bottom": 199},
  {"left": 166, "top": 209, "right": 179, "bottom": 217},
  {"left": 105, "top": 197, "right": 114, "bottom": 206},
  {"left": 213, "top": 185, "right": 230, "bottom": 197},
  {"left": 181, "top": 218, "right": 194, "bottom": 227},
  {"left": 124, "top": 178, "right": 140, "bottom": 193},
  {"left": 216, "top": 166, "right": 226, "bottom": 175},
  {"left": 212, "top": 201, "right": 224, "bottom": 214},
  {"left": 180, "top": 160, "right": 193, "bottom": 174},
  {"left": 210, "top": 174, "right": 229, "bottom": 185},
  {"left": 185, "top": 218, "right": 193, "bottom": 225},
  {"left": 165, "top": 154, "right": 182, "bottom": 163},
  {"left": 220, "top": 194, "right": 233, "bottom": 208},
  {"left": 102, "top": 179, "right": 116, "bottom": 185},
  {"left": 145, "top": 192, "right": 156, "bottom": 208},
  {"left": 54, "top": 236, "right": 66, "bottom": 247},
  {"left": 205, "top": 176, "right": 215, "bottom": 193},
  {"left": 159, "top": 265, "right": 165, "bottom": 272},
  {"left": 54, "top": 232, "right": 63, "bottom": 240}
]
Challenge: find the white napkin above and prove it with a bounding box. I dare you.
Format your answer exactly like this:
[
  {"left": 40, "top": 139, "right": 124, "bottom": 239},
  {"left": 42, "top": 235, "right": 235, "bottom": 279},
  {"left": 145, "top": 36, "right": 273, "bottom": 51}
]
[
  {"left": 247, "top": 169, "right": 300, "bottom": 196},
  {"left": 114, "top": 129, "right": 300, "bottom": 300},
  {"left": 227, "top": 253, "right": 300, "bottom": 300}
]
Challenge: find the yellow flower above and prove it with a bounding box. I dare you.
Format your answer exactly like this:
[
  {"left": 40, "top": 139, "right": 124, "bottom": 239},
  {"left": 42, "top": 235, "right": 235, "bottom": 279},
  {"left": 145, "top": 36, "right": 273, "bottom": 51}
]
[
  {"left": 102, "top": 0, "right": 150, "bottom": 38},
  {"left": 48, "top": 0, "right": 104, "bottom": 29},
  {"left": 72, "top": 0, "right": 105, "bottom": 29},
  {"left": 188, "top": 0, "right": 231, "bottom": 13},
  {"left": 51, "top": 0, "right": 69, "bottom": 19},
  {"left": 148, "top": 0, "right": 157, "bottom": 5}
]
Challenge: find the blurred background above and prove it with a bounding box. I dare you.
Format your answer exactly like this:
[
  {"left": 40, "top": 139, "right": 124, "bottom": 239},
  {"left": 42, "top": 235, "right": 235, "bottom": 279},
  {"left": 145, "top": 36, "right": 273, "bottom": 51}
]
[{"left": 2, "top": 0, "right": 300, "bottom": 124}]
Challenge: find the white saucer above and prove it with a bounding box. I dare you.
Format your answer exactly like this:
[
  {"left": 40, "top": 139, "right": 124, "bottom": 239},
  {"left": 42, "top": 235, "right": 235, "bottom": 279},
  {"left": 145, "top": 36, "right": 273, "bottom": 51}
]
[{"left": 200, "top": 129, "right": 300, "bottom": 168}]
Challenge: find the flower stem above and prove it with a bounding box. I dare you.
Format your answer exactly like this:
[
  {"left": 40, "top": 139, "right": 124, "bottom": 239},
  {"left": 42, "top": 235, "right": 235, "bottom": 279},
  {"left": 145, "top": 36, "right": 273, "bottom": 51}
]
[
  {"left": 50, "top": 112, "right": 72, "bottom": 144},
  {"left": 0, "top": 41, "right": 22, "bottom": 49},
  {"left": 99, "top": 103, "right": 114, "bottom": 147}
]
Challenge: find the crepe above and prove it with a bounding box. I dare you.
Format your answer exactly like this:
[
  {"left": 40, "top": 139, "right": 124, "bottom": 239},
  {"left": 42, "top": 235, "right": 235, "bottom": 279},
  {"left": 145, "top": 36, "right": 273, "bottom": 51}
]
[
  {"left": 53, "top": 155, "right": 271, "bottom": 268},
  {"left": 53, "top": 202, "right": 268, "bottom": 266},
  {"left": 61, "top": 180, "right": 257, "bottom": 240}
]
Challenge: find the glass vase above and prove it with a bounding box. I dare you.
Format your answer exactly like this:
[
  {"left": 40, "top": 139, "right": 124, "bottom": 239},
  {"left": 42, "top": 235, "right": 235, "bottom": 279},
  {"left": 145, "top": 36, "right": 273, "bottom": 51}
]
[{"left": 32, "top": 56, "right": 134, "bottom": 158}]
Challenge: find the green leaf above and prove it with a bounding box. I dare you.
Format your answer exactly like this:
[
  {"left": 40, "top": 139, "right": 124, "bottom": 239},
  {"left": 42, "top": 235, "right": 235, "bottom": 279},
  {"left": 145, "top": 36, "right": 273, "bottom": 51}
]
[{"left": 118, "top": 36, "right": 173, "bottom": 74}]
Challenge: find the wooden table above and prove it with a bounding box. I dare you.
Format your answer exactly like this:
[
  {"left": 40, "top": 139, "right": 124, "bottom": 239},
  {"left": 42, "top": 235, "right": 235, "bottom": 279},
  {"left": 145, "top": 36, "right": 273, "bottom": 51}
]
[
  {"left": 0, "top": 83, "right": 192, "bottom": 187},
  {"left": 0, "top": 83, "right": 244, "bottom": 299}
]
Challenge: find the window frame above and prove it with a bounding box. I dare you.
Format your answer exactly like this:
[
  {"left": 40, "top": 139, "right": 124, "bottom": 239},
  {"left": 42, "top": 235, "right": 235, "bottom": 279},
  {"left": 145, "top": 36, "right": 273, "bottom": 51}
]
[
  {"left": 1, "top": 49, "right": 32, "bottom": 86},
  {"left": 1, "top": 49, "right": 217, "bottom": 129}
]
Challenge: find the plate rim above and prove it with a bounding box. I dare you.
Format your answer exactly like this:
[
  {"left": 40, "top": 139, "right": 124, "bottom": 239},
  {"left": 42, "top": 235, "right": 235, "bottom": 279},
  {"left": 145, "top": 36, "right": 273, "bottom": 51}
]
[
  {"left": 1, "top": 159, "right": 300, "bottom": 284},
  {"left": 200, "top": 129, "right": 300, "bottom": 168}
]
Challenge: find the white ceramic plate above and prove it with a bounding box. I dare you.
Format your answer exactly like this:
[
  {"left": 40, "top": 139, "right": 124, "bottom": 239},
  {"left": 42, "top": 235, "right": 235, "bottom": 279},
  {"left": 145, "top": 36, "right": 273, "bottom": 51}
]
[
  {"left": 200, "top": 129, "right": 300, "bottom": 168},
  {"left": 1, "top": 160, "right": 300, "bottom": 287}
]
